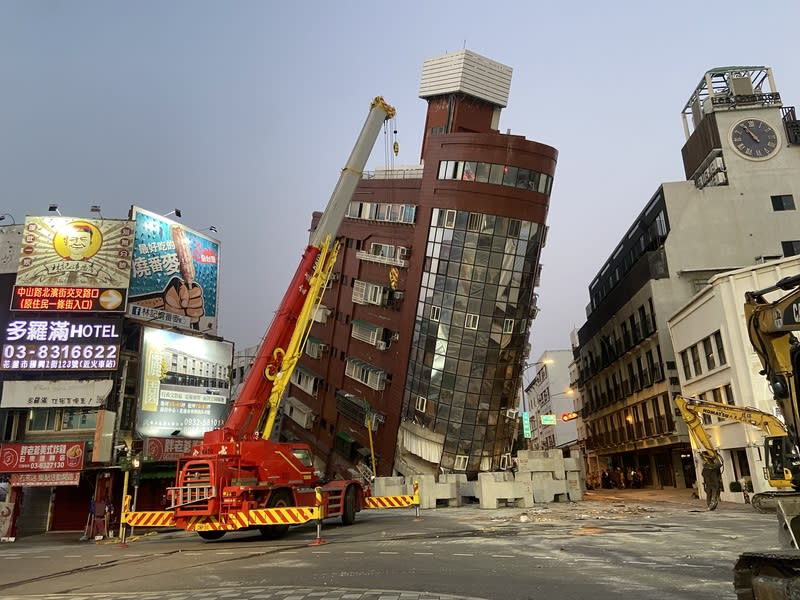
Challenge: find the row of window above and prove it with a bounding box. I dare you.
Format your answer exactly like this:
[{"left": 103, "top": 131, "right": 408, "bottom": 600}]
[
  {"left": 586, "top": 394, "right": 675, "bottom": 448},
  {"left": 27, "top": 408, "right": 98, "bottom": 432},
  {"left": 580, "top": 299, "right": 657, "bottom": 380},
  {"left": 428, "top": 305, "right": 516, "bottom": 333},
  {"left": 588, "top": 194, "right": 668, "bottom": 311},
  {"left": 582, "top": 344, "right": 665, "bottom": 415},
  {"left": 679, "top": 330, "right": 727, "bottom": 381},
  {"left": 437, "top": 160, "right": 554, "bottom": 196},
  {"left": 346, "top": 201, "right": 416, "bottom": 224}
]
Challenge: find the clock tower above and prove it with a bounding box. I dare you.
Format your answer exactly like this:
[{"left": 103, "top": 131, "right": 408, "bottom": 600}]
[{"left": 680, "top": 66, "right": 800, "bottom": 189}]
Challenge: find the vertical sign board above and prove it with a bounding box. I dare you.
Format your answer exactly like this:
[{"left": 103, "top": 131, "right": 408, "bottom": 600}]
[
  {"left": 11, "top": 217, "right": 134, "bottom": 312},
  {"left": 522, "top": 411, "right": 532, "bottom": 439},
  {"left": 136, "top": 327, "right": 233, "bottom": 438},
  {"left": 128, "top": 207, "right": 220, "bottom": 334}
]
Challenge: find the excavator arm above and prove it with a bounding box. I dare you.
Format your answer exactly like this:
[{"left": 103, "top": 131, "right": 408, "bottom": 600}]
[
  {"left": 745, "top": 273, "right": 800, "bottom": 465},
  {"left": 675, "top": 395, "right": 725, "bottom": 510}
]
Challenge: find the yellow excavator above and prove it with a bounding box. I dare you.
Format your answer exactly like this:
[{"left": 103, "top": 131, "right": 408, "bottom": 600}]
[
  {"left": 732, "top": 272, "right": 800, "bottom": 597},
  {"left": 674, "top": 394, "right": 794, "bottom": 511}
]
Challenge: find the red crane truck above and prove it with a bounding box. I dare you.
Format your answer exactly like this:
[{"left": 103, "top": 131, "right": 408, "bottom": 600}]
[{"left": 123, "top": 97, "right": 399, "bottom": 541}]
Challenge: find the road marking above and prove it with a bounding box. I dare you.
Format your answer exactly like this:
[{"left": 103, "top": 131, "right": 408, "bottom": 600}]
[
  {"left": 453, "top": 553, "right": 473, "bottom": 557},
  {"left": 624, "top": 561, "right": 657, "bottom": 565},
  {"left": 413, "top": 552, "right": 434, "bottom": 555},
  {"left": 492, "top": 555, "right": 515, "bottom": 558},
  {"left": 311, "top": 551, "right": 331, "bottom": 554},
  {"left": 64, "top": 554, "right": 81, "bottom": 558},
  {"left": 215, "top": 551, "right": 235, "bottom": 555},
  {"left": 379, "top": 551, "right": 399, "bottom": 555},
  {"left": 94, "top": 554, "right": 113, "bottom": 558},
  {"left": 344, "top": 551, "right": 364, "bottom": 554}
]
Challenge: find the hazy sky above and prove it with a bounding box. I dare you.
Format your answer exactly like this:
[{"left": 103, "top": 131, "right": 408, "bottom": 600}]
[{"left": 2, "top": 1, "right": 800, "bottom": 360}]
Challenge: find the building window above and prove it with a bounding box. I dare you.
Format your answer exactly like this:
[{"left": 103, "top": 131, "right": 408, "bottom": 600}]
[
  {"left": 782, "top": 240, "right": 800, "bottom": 257},
  {"left": 690, "top": 345, "right": 702, "bottom": 377},
  {"left": 454, "top": 455, "right": 469, "bottom": 471},
  {"left": 467, "top": 213, "right": 482, "bottom": 232},
  {"left": 680, "top": 350, "right": 692, "bottom": 380},
  {"left": 714, "top": 331, "right": 727, "bottom": 366},
  {"left": 430, "top": 306, "right": 441, "bottom": 322},
  {"left": 703, "top": 337, "right": 716, "bottom": 370},
  {"left": 724, "top": 384, "right": 735, "bottom": 405},
  {"left": 503, "top": 319, "right": 515, "bottom": 334},
  {"left": 415, "top": 395, "right": 427, "bottom": 412},
  {"left": 444, "top": 209, "right": 456, "bottom": 228},
  {"left": 771, "top": 195, "right": 796, "bottom": 211},
  {"left": 28, "top": 408, "right": 99, "bottom": 432},
  {"left": 465, "top": 313, "right": 479, "bottom": 330}
]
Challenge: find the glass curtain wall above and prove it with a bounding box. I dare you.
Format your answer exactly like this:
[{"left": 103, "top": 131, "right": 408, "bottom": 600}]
[{"left": 403, "top": 207, "right": 544, "bottom": 474}]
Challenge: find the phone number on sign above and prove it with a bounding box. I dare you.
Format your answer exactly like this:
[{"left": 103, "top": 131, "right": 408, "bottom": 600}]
[{"left": 2, "top": 344, "right": 118, "bottom": 361}]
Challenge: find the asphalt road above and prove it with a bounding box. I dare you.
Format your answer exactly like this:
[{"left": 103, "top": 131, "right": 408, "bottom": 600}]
[{"left": 0, "top": 488, "right": 779, "bottom": 600}]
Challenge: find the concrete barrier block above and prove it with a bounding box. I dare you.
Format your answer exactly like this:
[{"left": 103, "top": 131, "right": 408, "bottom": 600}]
[
  {"left": 566, "top": 472, "right": 584, "bottom": 501},
  {"left": 531, "top": 472, "right": 569, "bottom": 503},
  {"left": 477, "top": 472, "right": 534, "bottom": 509},
  {"left": 373, "top": 476, "right": 407, "bottom": 497}
]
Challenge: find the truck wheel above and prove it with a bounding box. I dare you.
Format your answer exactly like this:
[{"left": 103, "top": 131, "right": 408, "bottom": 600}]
[
  {"left": 259, "top": 490, "right": 292, "bottom": 540},
  {"left": 197, "top": 530, "right": 225, "bottom": 541},
  {"left": 341, "top": 485, "right": 357, "bottom": 526}
]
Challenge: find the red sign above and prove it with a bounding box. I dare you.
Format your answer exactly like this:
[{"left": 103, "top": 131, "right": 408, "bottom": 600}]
[
  {"left": 0, "top": 442, "right": 85, "bottom": 473},
  {"left": 10, "top": 471, "right": 81, "bottom": 487},
  {"left": 144, "top": 437, "right": 201, "bottom": 462}
]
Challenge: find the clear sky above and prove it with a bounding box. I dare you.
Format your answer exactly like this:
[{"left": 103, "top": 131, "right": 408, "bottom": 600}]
[{"left": 2, "top": 1, "right": 800, "bottom": 359}]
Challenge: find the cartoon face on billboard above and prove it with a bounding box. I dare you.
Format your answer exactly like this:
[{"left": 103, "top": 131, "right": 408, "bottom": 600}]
[{"left": 53, "top": 221, "right": 103, "bottom": 261}]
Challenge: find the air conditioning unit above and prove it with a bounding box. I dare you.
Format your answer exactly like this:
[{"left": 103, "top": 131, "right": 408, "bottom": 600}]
[
  {"left": 329, "top": 272, "right": 340, "bottom": 282},
  {"left": 318, "top": 343, "right": 328, "bottom": 353},
  {"left": 393, "top": 291, "right": 404, "bottom": 300},
  {"left": 712, "top": 172, "right": 727, "bottom": 186},
  {"left": 376, "top": 341, "right": 388, "bottom": 351},
  {"left": 505, "top": 408, "right": 519, "bottom": 419}
]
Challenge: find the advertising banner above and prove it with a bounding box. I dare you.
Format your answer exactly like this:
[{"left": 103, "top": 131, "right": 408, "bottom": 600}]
[
  {"left": 12, "top": 217, "right": 134, "bottom": 312},
  {"left": 136, "top": 327, "right": 232, "bottom": 438},
  {"left": 0, "top": 441, "right": 86, "bottom": 473},
  {"left": 129, "top": 207, "right": 219, "bottom": 333},
  {"left": 0, "top": 379, "right": 113, "bottom": 408},
  {"left": 0, "top": 316, "right": 122, "bottom": 371}
]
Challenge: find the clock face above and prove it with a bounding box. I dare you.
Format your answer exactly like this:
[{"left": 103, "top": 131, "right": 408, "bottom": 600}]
[{"left": 730, "top": 118, "right": 781, "bottom": 160}]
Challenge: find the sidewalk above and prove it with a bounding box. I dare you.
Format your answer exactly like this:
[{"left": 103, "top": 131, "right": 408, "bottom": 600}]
[{"left": 585, "top": 485, "right": 755, "bottom": 512}]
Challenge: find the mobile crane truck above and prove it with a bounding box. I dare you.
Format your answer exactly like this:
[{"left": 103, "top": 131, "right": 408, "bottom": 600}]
[
  {"left": 675, "top": 394, "right": 795, "bottom": 512},
  {"left": 731, "top": 272, "right": 800, "bottom": 598},
  {"left": 122, "top": 97, "right": 406, "bottom": 541}
]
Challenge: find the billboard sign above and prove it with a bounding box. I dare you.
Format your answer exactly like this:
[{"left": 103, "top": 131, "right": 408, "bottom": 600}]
[
  {"left": 0, "top": 317, "right": 122, "bottom": 371},
  {"left": 12, "top": 217, "right": 134, "bottom": 312},
  {"left": 136, "top": 327, "right": 232, "bottom": 438},
  {"left": 0, "top": 441, "right": 85, "bottom": 473},
  {"left": 128, "top": 207, "right": 219, "bottom": 333}
]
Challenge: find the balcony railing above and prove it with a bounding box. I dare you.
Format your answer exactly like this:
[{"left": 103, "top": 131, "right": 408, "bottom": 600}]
[{"left": 356, "top": 250, "right": 409, "bottom": 268}]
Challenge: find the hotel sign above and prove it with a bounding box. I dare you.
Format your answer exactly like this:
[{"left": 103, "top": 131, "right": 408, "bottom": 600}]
[{"left": 0, "top": 317, "right": 122, "bottom": 371}]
